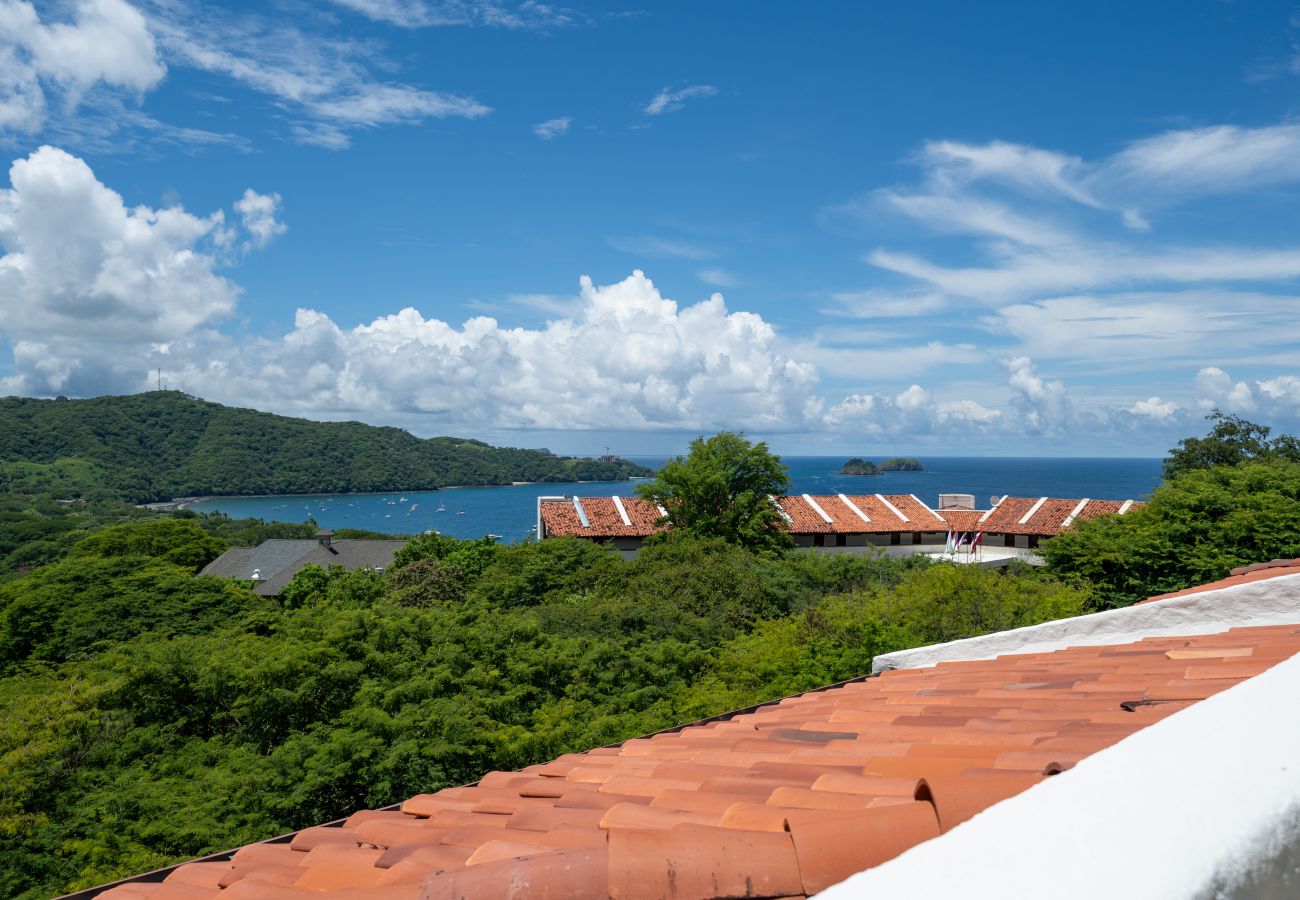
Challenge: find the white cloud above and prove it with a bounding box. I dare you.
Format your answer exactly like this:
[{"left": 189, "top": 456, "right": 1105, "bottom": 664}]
[
  {"left": 533, "top": 115, "right": 571, "bottom": 139},
  {"left": 1003, "top": 356, "right": 1073, "bottom": 434},
  {"left": 0, "top": 0, "right": 165, "bottom": 134},
  {"left": 1193, "top": 367, "right": 1300, "bottom": 419},
  {"left": 327, "top": 0, "right": 575, "bottom": 30},
  {"left": 985, "top": 292, "right": 1300, "bottom": 364},
  {"left": 607, "top": 235, "right": 713, "bottom": 260},
  {"left": 824, "top": 383, "right": 1000, "bottom": 434},
  {"left": 161, "top": 271, "right": 823, "bottom": 432},
  {"left": 145, "top": 4, "right": 491, "bottom": 149},
  {"left": 1194, "top": 366, "right": 1257, "bottom": 413},
  {"left": 1103, "top": 124, "right": 1300, "bottom": 198},
  {"left": 0, "top": 146, "right": 274, "bottom": 394},
  {"left": 698, "top": 267, "right": 740, "bottom": 288},
  {"left": 234, "top": 189, "right": 286, "bottom": 250},
  {"left": 1130, "top": 396, "right": 1177, "bottom": 420},
  {"left": 644, "top": 84, "right": 717, "bottom": 116}
]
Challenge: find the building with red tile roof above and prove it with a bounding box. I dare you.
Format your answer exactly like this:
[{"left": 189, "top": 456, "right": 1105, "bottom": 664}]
[
  {"left": 80, "top": 559, "right": 1300, "bottom": 899},
  {"left": 538, "top": 493, "right": 1143, "bottom": 564}
]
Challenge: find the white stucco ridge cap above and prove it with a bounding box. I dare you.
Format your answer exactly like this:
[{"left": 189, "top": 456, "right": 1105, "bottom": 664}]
[
  {"left": 821, "top": 642, "right": 1300, "bottom": 900},
  {"left": 871, "top": 570, "right": 1300, "bottom": 674}
]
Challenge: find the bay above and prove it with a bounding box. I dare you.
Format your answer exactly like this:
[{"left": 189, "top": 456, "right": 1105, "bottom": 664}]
[{"left": 187, "top": 456, "right": 1163, "bottom": 544}]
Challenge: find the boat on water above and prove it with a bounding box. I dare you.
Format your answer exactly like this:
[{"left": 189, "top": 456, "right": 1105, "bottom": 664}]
[
  {"left": 456, "top": 510, "right": 466, "bottom": 516},
  {"left": 436, "top": 504, "right": 446, "bottom": 512}
]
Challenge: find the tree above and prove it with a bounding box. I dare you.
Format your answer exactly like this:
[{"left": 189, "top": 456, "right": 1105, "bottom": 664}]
[
  {"left": 1163, "top": 410, "right": 1298, "bottom": 479},
  {"left": 636, "top": 432, "right": 792, "bottom": 551},
  {"left": 1042, "top": 460, "right": 1300, "bottom": 607}
]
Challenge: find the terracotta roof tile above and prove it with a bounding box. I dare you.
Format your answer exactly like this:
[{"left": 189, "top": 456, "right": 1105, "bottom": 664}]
[
  {"left": 133, "top": 622, "right": 1300, "bottom": 899},
  {"left": 1140, "top": 558, "right": 1300, "bottom": 604},
  {"left": 544, "top": 494, "right": 1141, "bottom": 540}
]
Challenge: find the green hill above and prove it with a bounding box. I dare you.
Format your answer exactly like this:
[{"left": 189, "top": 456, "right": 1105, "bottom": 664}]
[{"left": 0, "top": 392, "right": 652, "bottom": 502}]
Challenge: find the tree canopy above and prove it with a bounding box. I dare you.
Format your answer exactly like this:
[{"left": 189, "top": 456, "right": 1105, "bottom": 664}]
[
  {"left": 0, "top": 505, "right": 1095, "bottom": 898},
  {"left": 1044, "top": 413, "right": 1300, "bottom": 607},
  {"left": 636, "top": 431, "right": 792, "bottom": 551},
  {"left": 1164, "top": 410, "right": 1300, "bottom": 479}
]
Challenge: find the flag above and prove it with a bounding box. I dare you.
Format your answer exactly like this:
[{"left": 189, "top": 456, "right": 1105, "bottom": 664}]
[
  {"left": 971, "top": 531, "right": 983, "bottom": 548},
  {"left": 945, "top": 530, "right": 954, "bottom": 554}
]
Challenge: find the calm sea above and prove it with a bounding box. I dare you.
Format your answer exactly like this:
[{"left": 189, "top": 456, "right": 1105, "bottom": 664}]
[{"left": 187, "top": 457, "right": 1163, "bottom": 544}]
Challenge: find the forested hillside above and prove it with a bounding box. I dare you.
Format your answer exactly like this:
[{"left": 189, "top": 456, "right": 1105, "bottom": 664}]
[
  {"left": 0, "top": 520, "right": 1087, "bottom": 898},
  {"left": 0, "top": 392, "right": 651, "bottom": 501}
]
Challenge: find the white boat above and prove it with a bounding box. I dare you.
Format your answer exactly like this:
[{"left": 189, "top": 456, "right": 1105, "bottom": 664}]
[
  {"left": 456, "top": 510, "right": 465, "bottom": 516},
  {"left": 436, "top": 504, "right": 446, "bottom": 512}
]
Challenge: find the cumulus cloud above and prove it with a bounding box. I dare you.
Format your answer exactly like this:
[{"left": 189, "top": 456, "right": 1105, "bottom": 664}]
[
  {"left": 1191, "top": 366, "right": 1300, "bottom": 420},
  {"left": 161, "top": 271, "right": 823, "bottom": 432},
  {"left": 824, "top": 383, "right": 1000, "bottom": 435},
  {"left": 532, "top": 116, "right": 571, "bottom": 139},
  {"left": 0, "top": 146, "right": 273, "bottom": 394},
  {"left": 644, "top": 84, "right": 717, "bottom": 116},
  {"left": 1130, "top": 396, "right": 1177, "bottom": 420},
  {"left": 1003, "top": 356, "right": 1073, "bottom": 434},
  {"left": 0, "top": 0, "right": 165, "bottom": 134},
  {"left": 234, "top": 189, "right": 286, "bottom": 249}
]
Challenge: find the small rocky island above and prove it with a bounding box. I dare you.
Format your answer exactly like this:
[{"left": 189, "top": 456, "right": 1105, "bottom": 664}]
[{"left": 839, "top": 457, "right": 924, "bottom": 475}]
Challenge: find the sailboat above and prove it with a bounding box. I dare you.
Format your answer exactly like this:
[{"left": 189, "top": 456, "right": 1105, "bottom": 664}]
[{"left": 436, "top": 503, "right": 447, "bottom": 512}]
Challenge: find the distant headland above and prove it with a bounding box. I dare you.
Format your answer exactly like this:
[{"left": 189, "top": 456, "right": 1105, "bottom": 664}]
[{"left": 839, "top": 457, "right": 924, "bottom": 476}]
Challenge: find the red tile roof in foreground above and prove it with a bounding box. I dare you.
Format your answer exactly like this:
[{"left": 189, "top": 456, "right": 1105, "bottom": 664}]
[
  {"left": 1140, "top": 558, "right": 1300, "bottom": 604},
  {"left": 96, "top": 622, "right": 1300, "bottom": 899},
  {"left": 540, "top": 494, "right": 1141, "bottom": 540}
]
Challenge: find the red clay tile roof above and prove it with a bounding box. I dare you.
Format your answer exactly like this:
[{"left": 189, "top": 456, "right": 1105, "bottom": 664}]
[
  {"left": 965, "top": 496, "right": 1142, "bottom": 537},
  {"left": 539, "top": 496, "right": 667, "bottom": 538},
  {"left": 97, "top": 623, "right": 1300, "bottom": 899},
  {"left": 1140, "top": 559, "right": 1300, "bottom": 604},
  {"left": 543, "top": 495, "right": 1140, "bottom": 541}
]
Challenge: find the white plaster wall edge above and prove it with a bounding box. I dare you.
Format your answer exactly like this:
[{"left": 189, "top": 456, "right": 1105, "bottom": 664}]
[{"left": 871, "top": 570, "right": 1300, "bottom": 673}]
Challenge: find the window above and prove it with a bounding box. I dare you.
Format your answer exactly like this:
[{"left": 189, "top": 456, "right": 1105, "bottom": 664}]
[
  {"left": 913, "top": 532, "right": 923, "bottom": 545},
  {"left": 891, "top": 532, "right": 902, "bottom": 545},
  {"left": 813, "top": 534, "right": 825, "bottom": 547},
  {"left": 836, "top": 534, "right": 847, "bottom": 547},
  {"left": 1005, "top": 534, "right": 1015, "bottom": 547}
]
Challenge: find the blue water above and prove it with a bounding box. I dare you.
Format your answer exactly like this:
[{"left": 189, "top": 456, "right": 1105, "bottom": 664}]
[{"left": 187, "top": 457, "right": 1163, "bottom": 543}]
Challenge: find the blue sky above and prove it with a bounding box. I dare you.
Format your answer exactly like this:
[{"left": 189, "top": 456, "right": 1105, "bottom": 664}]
[{"left": 1, "top": 0, "right": 1299, "bottom": 456}]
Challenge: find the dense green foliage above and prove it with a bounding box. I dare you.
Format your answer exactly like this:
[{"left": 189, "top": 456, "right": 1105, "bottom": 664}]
[
  {"left": 839, "top": 457, "right": 881, "bottom": 476},
  {"left": 1041, "top": 459, "right": 1300, "bottom": 607},
  {"left": 1043, "top": 413, "right": 1300, "bottom": 607},
  {"left": 0, "top": 516, "right": 1089, "bottom": 898},
  {"left": 0, "top": 392, "right": 651, "bottom": 502},
  {"left": 879, "top": 457, "right": 923, "bottom": 472},
  {"left": 1163, "top": 410, "right": 1300, "bottom": 479},
  {"left": 637, "top": 431, "right": 792, "bottom": 552}
]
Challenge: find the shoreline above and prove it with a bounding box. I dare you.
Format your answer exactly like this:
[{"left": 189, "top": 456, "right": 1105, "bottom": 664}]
[{"left": 143, "top": 476, "right": 653, "bottom": 511}]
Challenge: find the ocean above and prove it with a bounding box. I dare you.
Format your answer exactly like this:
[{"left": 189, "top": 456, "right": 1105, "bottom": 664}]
[{"left": 186, "top": 456, "right": 1163, "bottom": 543}]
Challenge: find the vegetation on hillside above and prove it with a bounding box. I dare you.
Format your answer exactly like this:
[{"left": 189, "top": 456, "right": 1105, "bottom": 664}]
[
  {"left": 0, "top": 511, "right": 1088, "bottom": 897},
  {"left": 1043, "top": 411, "right": 1300, "bottom": 607},
  {"left": 0, "top": 392, "right": 652, "bottom": 502},
  {"left": 838, "top": 457, "right": 881, "bottom": 475},
  {"left": 838, "top": 457, "right": 923, "bottom": 475},
  {"left": 3, "top": 412, "right": 1298, "bottom": 896}
]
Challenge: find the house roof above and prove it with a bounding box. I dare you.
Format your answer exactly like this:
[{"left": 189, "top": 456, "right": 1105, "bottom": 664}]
[
  {"left": 539, "top": 494, "right": 1142, "bottom": 540},
  {"left": 1139, "top": 558, "right": 1300, "bottom": 604},
  {"left": 91, "top": 611, "right": 1300, "bottom": 899},
  {"left": 200, "top": 540, "right": 407, "bottom": 596}
]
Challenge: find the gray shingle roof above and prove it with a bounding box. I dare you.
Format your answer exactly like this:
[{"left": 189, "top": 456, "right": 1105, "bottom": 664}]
[{"left": 200, "top": 539, "right": 407, "bottom": 595}]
